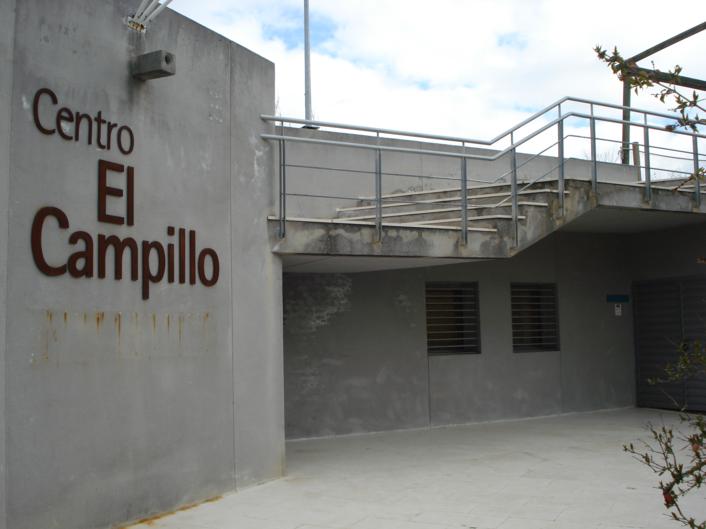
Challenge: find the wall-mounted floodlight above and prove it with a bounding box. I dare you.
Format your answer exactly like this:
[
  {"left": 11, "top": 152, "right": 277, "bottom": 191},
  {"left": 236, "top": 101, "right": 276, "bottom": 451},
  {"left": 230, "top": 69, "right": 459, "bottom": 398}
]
[
  {"left": 128, "top": 0, "right": 174, "bottom": 32},
  {"left": 131, "top": 50, "right": 176, "bottom": 80}
]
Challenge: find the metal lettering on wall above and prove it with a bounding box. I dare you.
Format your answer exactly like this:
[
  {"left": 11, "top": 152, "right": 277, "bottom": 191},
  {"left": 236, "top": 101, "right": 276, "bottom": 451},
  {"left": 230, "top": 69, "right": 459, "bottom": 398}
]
[{"left": 29, "top": 87, "right": 221, "bottom": 300}]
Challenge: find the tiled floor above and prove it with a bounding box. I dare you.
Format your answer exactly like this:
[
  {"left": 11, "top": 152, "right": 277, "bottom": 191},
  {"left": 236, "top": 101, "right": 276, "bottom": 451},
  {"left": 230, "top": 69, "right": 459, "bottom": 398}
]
[{"left": 130, "top": 409, "right": 706, "bottom": 529}]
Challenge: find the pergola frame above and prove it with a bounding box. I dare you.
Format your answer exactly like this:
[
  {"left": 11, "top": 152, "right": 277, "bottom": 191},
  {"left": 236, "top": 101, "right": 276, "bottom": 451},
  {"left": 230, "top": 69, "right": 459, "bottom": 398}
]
[{"left": 621, "top": 21, "right": 706, "bottom": 164}]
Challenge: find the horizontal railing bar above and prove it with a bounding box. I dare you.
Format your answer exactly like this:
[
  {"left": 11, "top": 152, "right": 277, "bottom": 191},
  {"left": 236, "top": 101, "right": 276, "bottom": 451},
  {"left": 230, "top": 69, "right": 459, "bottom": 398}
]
[
  {"left": 285, "top": 192, "right": 366, "bottom": 201},
  {"left": 573, "top": 113, "right": 706, "bottom": 139},
  {"left": 284, "top": 163, "right": 467, "bottom": 183},
  {"left": 267, "top": 115, "right": 495, "bottom": 144},
  {"left": 263, "top": 96, "right": 698, "bottom": 148},
  {"left": 264, "top": 96, "right": 573, "bottom": 145},
  {"left": 264, "top": 112, "right": 705, "bottom": 166},
  {"left": 567, "top": 134, "right": 706, "bottom": 162},
  {"left": 285, "top": 163, "right": 374, "bottom": 175}
]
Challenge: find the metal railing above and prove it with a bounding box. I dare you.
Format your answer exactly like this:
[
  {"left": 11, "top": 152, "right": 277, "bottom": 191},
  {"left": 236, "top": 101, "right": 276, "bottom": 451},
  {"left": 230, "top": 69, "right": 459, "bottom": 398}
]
[{"left": 261, "top": 96, "right": 706, "bottom": 245}]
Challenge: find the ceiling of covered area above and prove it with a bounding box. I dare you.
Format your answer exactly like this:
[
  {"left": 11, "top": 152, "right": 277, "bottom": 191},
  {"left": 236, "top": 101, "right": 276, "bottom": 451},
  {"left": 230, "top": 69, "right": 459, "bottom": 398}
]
[
  {"left": 280, "top": 207, "right": 706, "bottom": 273},
  {"left": 281, "top": 255, "right": 484, "bottom": 273},
  {"left": 560, "top": 207, "right": 706, "bottom": 234}
]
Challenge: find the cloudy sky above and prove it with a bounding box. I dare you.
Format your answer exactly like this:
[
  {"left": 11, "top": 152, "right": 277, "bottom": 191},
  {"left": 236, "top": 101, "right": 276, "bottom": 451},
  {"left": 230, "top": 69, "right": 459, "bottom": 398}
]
[{"left": 171, "top": 1, "right": 704, "bottom": 140}]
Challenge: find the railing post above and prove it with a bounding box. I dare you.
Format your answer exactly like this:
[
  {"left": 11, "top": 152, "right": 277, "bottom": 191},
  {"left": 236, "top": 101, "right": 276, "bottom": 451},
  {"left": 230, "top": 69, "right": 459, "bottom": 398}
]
[
  {"left": 694, "top": 135, "right": 701, "bottom": 208},
  {"left": 461, "top": 156, "right": 468, "bottom": 245},
  {"left": 590, "top": 104, "right": 597, "bottom": 193},
  {"left": 557, "top": 113, "right": 565, "bottom": 216},
  {"left": 278, "top": 138, "right": 286, "bottom": 238},
  {"left": 510, "top": 143, "right": 518, "bottom": 247},
  {"left": 375, "top": 148, "right": 382, "bottom": 242},
  {"left": 643, "top": 118, "right": 651, "bottom": 203}
]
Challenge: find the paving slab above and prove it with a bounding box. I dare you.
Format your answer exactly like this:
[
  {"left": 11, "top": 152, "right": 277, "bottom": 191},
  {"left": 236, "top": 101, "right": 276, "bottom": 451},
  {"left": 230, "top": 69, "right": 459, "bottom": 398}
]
[{"left": 127, "top": 409, "right": 706, "bottom": 529}]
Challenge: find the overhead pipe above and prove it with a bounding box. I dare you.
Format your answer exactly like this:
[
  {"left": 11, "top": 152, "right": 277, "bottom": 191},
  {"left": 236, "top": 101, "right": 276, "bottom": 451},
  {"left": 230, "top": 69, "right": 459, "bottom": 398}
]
[{"left": 142, "top": 0, "right": 173, "bottom": 26}]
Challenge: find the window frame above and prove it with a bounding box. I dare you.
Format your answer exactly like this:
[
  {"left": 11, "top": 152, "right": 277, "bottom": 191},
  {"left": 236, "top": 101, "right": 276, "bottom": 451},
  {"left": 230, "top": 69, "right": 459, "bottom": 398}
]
[
  {"left": 510, "top": 282, "right": 560, "bottom": 353},
  {"left": 425, "top": 281, "right": 481, "bottom": 356}
]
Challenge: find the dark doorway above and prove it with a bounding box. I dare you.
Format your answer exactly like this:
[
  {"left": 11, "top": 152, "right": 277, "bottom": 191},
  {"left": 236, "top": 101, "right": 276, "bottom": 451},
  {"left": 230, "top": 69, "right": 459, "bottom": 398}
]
[{"left": 634, "top": 277, "right": 706, "bottom": 411}]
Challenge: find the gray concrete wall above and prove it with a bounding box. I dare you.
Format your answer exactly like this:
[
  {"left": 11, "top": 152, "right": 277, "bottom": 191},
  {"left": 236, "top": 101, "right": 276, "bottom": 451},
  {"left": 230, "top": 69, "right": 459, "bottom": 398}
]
[
  {"left": 0, "top": 1, "right": 16, "bottom": 527},
  {"left": 556, "top": 235, "right": 636, "bottom": 412},
  {"left": 283, "top": 273, "right": 429, "bottom": 438},
  {"left": 283, "top": 232, "right": 636, "bottom": 438},
  {"left": 230, "top": 43, "right": 285, "bottom": 487},
  {"left": 629, "top": 222, "right": 706, "bottom": 281},
  {"left": 3, "top": 1, "right": 281, "bottom": 528}
]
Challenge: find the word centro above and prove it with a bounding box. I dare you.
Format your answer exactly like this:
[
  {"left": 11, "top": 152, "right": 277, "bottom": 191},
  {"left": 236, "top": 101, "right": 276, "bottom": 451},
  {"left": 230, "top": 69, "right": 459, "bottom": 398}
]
[{"left": 31, "top": 207, "right": 220, "bottom": 300}]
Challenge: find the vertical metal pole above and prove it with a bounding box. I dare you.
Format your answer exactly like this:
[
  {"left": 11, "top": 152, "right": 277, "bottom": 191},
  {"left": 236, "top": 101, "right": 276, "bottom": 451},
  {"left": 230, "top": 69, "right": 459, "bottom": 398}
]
[
  {"left": 643, "top": 119, "right": 651, "bottom": 203},
  {"left": 631, "top": 142, "right": 641, "bottom": 170},
  {"left": 304, "top": 0, "right": 313, "bottom": 122},
  {"left": 693, "top": 135, "right": 701, "bottom": 207},
  {"left": 375, "top": 149, "right": 382, "bottom": 242},
  {"left": 621, "top": 81, "right": 631, "bottom": 164},
  {"left": 278, "top": 139, "right": 287, "bottom": 238},
  {"left": 590, "top": 104, "right": 597, "bottom": 192},
  {"left": 557, "top": 108, "right": 565, "bottom": 216},
  {"left": 510, "top": 133, "right": 518, "bottom": 247},
  {"left": 461, "top": 156, "right": 468, "bottom": 245}
]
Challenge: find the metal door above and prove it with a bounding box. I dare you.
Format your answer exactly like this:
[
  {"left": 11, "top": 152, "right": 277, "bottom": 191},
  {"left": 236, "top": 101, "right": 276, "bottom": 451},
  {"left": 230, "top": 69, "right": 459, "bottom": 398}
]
[
  {"left": 681, "top": 278, "right": 706, "bottom": 410},
  {"left": 634, "top": 277, "right": 706, "bottom": 411}
]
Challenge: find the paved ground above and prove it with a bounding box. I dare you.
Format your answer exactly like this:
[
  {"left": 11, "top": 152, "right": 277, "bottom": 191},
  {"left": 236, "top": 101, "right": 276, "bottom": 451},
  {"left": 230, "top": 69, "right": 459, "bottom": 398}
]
[{"left": 130, "top": 409, "right": 706, "bottom": 529}]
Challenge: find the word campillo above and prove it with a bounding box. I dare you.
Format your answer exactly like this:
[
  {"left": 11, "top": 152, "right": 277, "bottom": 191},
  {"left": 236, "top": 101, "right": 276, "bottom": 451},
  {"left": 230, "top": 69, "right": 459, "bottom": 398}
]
[{"left": 31, "top": 207, "right": 219, "bottom": 300}]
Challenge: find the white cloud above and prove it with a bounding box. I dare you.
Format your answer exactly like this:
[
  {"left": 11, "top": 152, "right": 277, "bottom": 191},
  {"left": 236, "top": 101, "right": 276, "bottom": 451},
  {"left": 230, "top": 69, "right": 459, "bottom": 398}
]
[{"left": 171, "top": 0, "right": 705, "bottom": 140}]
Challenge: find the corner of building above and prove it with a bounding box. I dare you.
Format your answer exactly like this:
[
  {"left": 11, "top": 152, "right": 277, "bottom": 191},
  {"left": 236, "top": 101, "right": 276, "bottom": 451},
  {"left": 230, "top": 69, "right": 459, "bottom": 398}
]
[
  {"left": 229, "top": 40, "right": 285, "bottom": 488},
  {"left": 0, "top": 0, "right": 15, "bottom": 527}
]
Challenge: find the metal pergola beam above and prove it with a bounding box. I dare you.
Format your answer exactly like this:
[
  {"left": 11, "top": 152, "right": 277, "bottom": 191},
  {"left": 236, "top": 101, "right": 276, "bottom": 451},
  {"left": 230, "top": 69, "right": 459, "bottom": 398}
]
[
  {"left": 628, "top": 67, "right": 706, "bottom": 92},
  {"left": 629, "top": 22, "right": 706, "bottom": 63},
  {"left": 621, "top": 21, "right": 706, "bottom": 164}
]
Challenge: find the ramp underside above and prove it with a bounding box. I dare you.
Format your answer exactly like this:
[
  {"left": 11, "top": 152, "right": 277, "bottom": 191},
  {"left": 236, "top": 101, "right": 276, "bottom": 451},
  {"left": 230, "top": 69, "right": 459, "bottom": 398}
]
[{"left": 272, "top": 179, "right": 706, "bottom": 271}]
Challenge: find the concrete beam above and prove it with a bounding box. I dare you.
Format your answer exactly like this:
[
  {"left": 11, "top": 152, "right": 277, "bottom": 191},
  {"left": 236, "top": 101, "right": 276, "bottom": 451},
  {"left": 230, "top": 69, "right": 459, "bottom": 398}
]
[{"left": 270, "top": 220, "right": 511, "bottom": 260}]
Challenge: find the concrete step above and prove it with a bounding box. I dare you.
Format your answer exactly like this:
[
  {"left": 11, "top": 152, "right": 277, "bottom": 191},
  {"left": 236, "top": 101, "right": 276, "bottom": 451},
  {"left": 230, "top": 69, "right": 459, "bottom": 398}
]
[
  {"left": 395, "top": 215, "right": 525, "bottom": 229},
  {"left": 353, "top": 180, "right": 559, "bottom": 207},
  {"left": 269, "top": 215, "right": 499, "bottom": 234},
  {"left": 338, "top": 190, "right": 563, "bottom": 218},
  {"left": 341, "top": 201, "right": 540, "bottom": 220},
  {"left": 342, "top": 206, "right": 528, "bottom": 225},
  {"left": 338, "top": 200, "right": 547, "bottom": 219}
]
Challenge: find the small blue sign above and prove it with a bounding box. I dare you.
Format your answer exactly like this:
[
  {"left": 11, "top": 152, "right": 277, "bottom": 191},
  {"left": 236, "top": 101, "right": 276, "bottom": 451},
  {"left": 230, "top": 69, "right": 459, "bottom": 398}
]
[{"left": 607, "top": 294, "right": 630, "bottom": 303}]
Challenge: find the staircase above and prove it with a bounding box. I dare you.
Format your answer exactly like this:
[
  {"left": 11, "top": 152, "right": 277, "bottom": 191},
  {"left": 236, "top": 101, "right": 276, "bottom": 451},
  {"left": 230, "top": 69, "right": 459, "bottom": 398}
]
[{"left": 262, "top": 96, "right": 706, "bottom": 263}]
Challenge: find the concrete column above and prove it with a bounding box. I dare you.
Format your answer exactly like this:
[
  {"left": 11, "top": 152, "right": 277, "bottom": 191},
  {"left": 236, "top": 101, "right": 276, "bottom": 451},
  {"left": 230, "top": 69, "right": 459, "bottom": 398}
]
[
  {"left": 0, "top": 1, "right": 15, "bottom": 527},
  {"left": 229, "top": 43, "right": 285, "bottom": 487}
]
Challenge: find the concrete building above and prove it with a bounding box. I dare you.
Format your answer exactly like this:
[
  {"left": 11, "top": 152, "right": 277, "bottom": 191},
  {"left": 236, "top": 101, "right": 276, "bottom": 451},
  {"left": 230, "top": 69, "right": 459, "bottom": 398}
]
[{"left": 1, "top": 1, "right": 705, "bottom": 528}]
